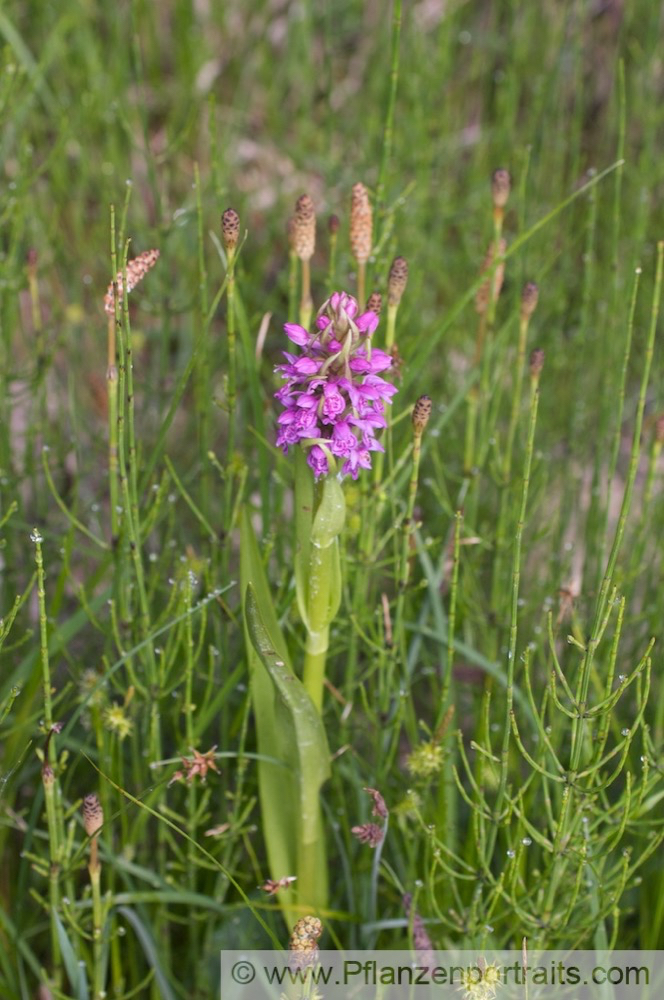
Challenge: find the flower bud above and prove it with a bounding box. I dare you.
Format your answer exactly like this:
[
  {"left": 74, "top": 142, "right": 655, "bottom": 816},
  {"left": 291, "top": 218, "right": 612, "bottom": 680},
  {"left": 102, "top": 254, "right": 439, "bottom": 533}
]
[
  {"left": 350, "top": 182, "right": 372, "bottom": 264},
  {"left": 82, "top": 794, "right": 104, "bottom": 838},
  {"left": 388, "top": 256, "right": 409, "bottom": 307},
  {"left": 520, "top": 281, "right": 539, "bottom": 320},
  {"left": 492, "top": 168, "right": 511, "bottom": 209},
  {"left": 328, "top": 213, "right": 340, "bottom": 235},
  {"left": 529, "top": 348, "right": 545, "bottom": 378},
  {"left": 412, "top": 394, "right": 432, "bottom": 434},
  {"left": 366, "top": 291, "right": 382, "bottom": 316},
  {"left": 292, "top": 194, "right": 316, "bottom": 261},
  {"left": 221, "top": 208, "right": 240, "bottom": 253}
]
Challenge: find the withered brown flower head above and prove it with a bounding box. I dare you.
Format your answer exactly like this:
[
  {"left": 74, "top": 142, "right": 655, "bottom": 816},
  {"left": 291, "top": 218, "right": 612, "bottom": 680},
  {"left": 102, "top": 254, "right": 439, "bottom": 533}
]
[
  {"left": 169, "top": 746, "right": 220, "bottom": 785},
  {"left": 259, "top": 875, "right": 297, "bottom": 895},
  {"left": 351, "top": 823, "right": 384, "bottom": 847},
  {"left": 363, "top": 786, "right": 389, "bottom": 819}
]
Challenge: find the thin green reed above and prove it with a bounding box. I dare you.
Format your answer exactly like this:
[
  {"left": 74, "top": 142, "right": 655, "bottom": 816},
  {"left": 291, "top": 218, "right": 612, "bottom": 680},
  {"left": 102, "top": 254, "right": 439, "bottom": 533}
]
[
  {"left": 107, "top": 207, "right": 120, "bottom": 545},
  {"left": 117, "top": 248, "right": 158, "bottom": 691},
  {"left": 194, "top": 164, "right": 211, "bottom": 516},
  {"left": 33, "top": 531, "right": 63, "bottom": 987},
  {"left": 392, "top": 396, "right": 432, "bottom": 692},
  {"left": 490, "top": 349, "right": 543, "bottom": 854},
  {"left": 597, "top": 267, "right": 641, "bottom": 587},
  {"left": 490, "top": 282, "right": 539, "bottom": 618},
  {"left": 221, "top": 208, "right": 240, "bottom": 574},
  {"left": 571, "top": 241, "right": 663, "bottom": 772},
  {"left": 375, "top": 0, "right": 402, "bottom": 232}
]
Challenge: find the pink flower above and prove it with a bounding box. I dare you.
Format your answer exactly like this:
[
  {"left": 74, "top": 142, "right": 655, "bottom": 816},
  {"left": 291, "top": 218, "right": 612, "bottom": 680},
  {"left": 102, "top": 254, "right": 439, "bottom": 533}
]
[
  {"left": 321, "top": 382, "right": 346, "bottom": 422},
  {"left": 274, "top": 291, "right": 397, "bottom": 479},
  {"left": 330, "top": 420, "right": 357, "bottom": 458},
  {"left": 349, "top": 348, "right": 392, "bottom": 374},
  {"left": 284, "top": 323, "right": 311, "bottom": 346},
  {"left": 307, "top": 445, "right": 329, "bottom": 477}
]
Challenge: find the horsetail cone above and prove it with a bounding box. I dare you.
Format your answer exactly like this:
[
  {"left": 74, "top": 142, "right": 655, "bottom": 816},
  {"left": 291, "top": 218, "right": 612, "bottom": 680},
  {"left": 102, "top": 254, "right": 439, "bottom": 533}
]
[
  {"left": 529, "top": 348, "right": 545, "bottom": 379},
  {"left": 491, "top": 168, "right": 511, "bottom": 209},
  {"left": 82, "top": 794, "right": 104, "bottom": 837},
  {"left": 412, "top": 394, "right": 432, "bottom": 434},
  {"left": 350, "top": 182, "right": 373, "bottom": 264},
  {"left": 103, "top": 248, "right": 160, "bottom": 316},
  {"left": 328, "top": 213, "right": 340, "bottom": 235},
  {"left": 366, "top": 291, "right": 382, "bottom": 316},
  {"left": 292, "top": 194, "right": 316, "bottom": 261},
  {"left": 221, "top": 208, "right": 240, "bottom": 253},
  {"left": 520, "top": 281, "right": 539, "bottom": 321},
  {"left": 388, "top": 255, "right": 409, "bottom": 307}
]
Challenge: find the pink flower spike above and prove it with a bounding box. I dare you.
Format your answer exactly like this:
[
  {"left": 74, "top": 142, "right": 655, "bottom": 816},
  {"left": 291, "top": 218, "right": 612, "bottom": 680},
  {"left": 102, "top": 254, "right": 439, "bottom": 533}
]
[
  {"left": 284, "top": 323, "right": 311, "bottom": 346},
  {"left": 274, "top": 289, "right": 398, "bottom": 480}
]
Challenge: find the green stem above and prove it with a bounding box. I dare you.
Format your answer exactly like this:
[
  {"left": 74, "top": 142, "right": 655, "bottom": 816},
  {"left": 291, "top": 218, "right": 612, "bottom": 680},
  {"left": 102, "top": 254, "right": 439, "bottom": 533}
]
[
  {"left": 34, "top": 533, "right": 62, "bottom": 986},
  {"left": 194, "top": 164, "right": 210, "bottom": 516},
  {"left": 389, "top": 416, "right": 425, "bottom": 708},
  {"left": 300, "top": 257, "right": 313, "bottom": 329},
  {"left": 298, "top": 468, "right": 345, "bottom": 715},
  {"left": 33, "top": 532, "right": 53, "bottom": 732},
  {"left": 288, "top": 250, "right": 298, "bottom": 324},
  {"left": 375, "top": 0, "right": 402, "bottom": 228},
  {"left": 357, "top": 261, "right": 366, "bottom": 312},
  {"left": 89, "top": 861, "right": 104, "bottom": 1000},
  {"left": 491, "top": 360, "right": 541, "bottom": 849},
  {"left": 490, "top": 310, "right": 532, "bottom": 616},
  {"left": 327, "top": 226, "right": 338, "bottom": 293}
]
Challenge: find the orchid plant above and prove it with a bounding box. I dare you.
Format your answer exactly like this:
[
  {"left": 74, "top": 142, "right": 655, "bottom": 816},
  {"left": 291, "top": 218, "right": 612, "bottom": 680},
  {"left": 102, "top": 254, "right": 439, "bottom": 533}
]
[
  {"left": 276, "top": 291, "right": 397, "bottom": 712},
  {"left": 241, "top": 284, "right": 399, "bottom": 923}
]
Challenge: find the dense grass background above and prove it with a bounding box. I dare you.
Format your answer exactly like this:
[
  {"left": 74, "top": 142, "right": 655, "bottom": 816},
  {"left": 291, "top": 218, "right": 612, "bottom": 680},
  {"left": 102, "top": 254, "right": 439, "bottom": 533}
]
[{"left": 1, "top": 1, "right": 664, "bottom": 997}]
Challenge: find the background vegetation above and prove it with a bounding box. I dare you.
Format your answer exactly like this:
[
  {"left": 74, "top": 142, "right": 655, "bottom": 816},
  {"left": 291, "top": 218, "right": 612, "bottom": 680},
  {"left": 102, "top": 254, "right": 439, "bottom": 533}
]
[{"left": 1, "top": 0, "right": 663, "bottom": 997}]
